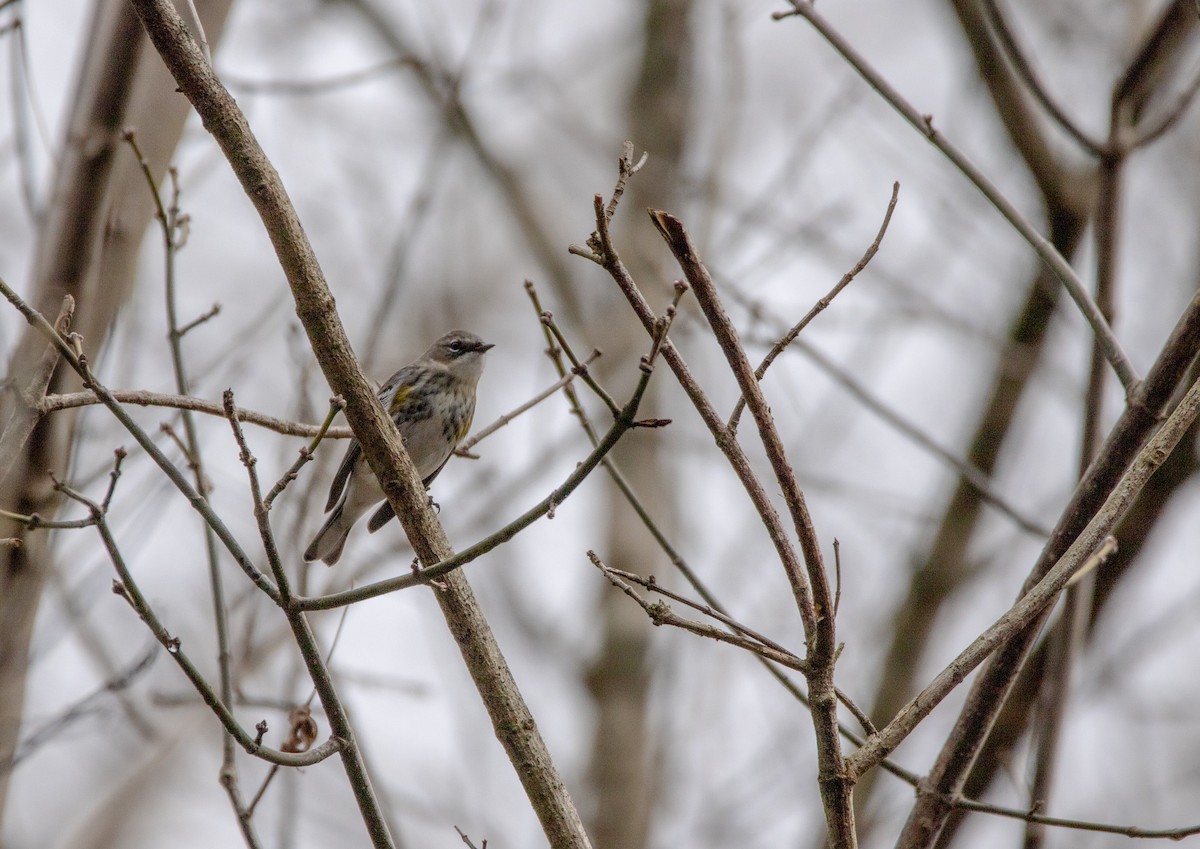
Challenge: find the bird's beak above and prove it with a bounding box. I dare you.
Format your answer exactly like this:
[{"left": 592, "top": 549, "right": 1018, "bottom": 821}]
[{"left": 477, "top": 342, "right": 496, "bottom": 353}]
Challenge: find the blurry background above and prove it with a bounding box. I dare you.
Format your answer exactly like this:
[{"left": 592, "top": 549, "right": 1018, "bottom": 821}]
[{"left": 2, "top": 0, "right": 1200, "bottom": 847}]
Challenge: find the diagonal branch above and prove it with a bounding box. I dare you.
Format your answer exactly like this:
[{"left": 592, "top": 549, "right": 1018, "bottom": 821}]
[
  {"left": 728, "top": 180, "right": 899, "bottom": 431},
  {"left": 125, "top": 4, "right": 594, "bottom": 847},
  {"left": 892, "top": 289, "right": 1200, "bottom": 848},
  {"left": 775, "top": 0, "right": 1138, "bottom": 394},
  {"left": 292, "top": 349, "right": 664, "bottom": 612},
  {"left": 647, "top": 208, "right": 853, "bottom": 848},
  {"left": 0, "top": 295, "right": 75, "bottom": 488}
]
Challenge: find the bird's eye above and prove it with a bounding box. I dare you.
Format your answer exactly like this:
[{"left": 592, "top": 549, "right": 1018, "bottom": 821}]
[{"left": 448, "top": 340, "right": 464, "bottom": 354}]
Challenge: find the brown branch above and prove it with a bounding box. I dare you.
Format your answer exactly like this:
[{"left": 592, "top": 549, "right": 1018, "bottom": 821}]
[
  {"left": 647, "top": 207, "right": 852, "bottom": 848},
  {"left": 264, "top": 398, "right": 343, "bottom": 510},
  {"left": 126, "top": 4, "right": 594, "bottom": 846},
  {"left": 576, "top": 206, "right": 815, "bottom": 625},
  {"left": 0, "top": 295, "right": 74, "bottom": 488},
  {"left": 538, "top": 314, "right": 620, "bottom": 417},
  {"left": 42, "top": 389, "right": 353, "bottom": 438},
  {"left": 648, "top": 210, "right": 826, "bottom": 629},
  {"left": 775, "top": 0, "right": 1138, "bottom": 395},
  {"left": 598, "top": 564, "right": 805, "bottom": 661},
  {"left": 589, "top": 555, "right": 809, "bottom": 673},
  {"left": 891, "top": 340, "right": 1200, "bottom": 847}
]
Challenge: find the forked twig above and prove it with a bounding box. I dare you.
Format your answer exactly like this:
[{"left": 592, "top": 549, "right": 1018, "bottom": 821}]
[{"left": 729, "top": 180, "right": 899, "bottom": 431}]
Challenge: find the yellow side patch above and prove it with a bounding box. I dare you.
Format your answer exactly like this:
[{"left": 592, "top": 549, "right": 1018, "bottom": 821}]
[{"left": 388, "top": 384, "right": 411, "bottom": 413}]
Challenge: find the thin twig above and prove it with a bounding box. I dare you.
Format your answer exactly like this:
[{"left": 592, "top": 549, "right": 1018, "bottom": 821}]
[
  {"left": 454, "top": 825, "right": 487, "bottom": 849},
  {"left": 600, "top": 565, "right": 804, "bottom": 660},
  {"left": 979, "top": 0, "right": 1103, "bottom": 153},
  {"left": 775, "top": 0, "right": 1139, "bottom": 395},
  {"left": 603, "top": 140, "right": 647, "bottom": 226},
  {"left": 293, "top": 318, "right": 670, "bottom": 612},
  {"left": 177, "top": 302, "right": 221, "bottom": 337},
  {"left": 457, "top": 349, "right": 601, "bottom": 453},
  {"left": 0, "top": 506, "right": 98, "bottom": 530},
  {"left": 48, "top": 474, "right": 338, "bottom": 767},
  {"left": 728, "top": 180, "right": 899, "bottom": 431},
  {"left": 264, "top": 397, "right": 344, "bottom": 509},
  {"left": 955, "top": 797, "right": 1200, "bottom": 841},
  {"left": 0, "top": 274, "right": 282, "bottom": 604},
  {"left": 590, "top": 554, "right": 808, "bottom": 673},
  {"left": 539, "top": 312, "right": 620, "bottom": 417},
  {"left": 42, "top": 389, "right": 353, "bottom": 439}
]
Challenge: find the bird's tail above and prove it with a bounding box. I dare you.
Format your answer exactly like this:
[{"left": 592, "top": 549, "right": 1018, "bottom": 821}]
[{"left": 303, "top": 504, "right": 351, "bottom": 566}]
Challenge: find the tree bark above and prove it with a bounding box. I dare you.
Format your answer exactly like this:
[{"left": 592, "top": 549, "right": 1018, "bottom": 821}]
[{"left": 0, "top": 0, "right": 232, "bottom": 823}]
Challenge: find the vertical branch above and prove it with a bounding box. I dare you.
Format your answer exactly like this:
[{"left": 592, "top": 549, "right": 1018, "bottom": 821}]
[
  {"left": 125, "top": 131, "right": 257, "bottom": 844},
  {"left": 646, "top": 210, "right": 852, "bottom": 848},
  {"left": 126, "top": 3, "right": 593, "bottom": 847},
  {"left": 0, "top": 296, "right": 74, "bottom": 487},
  {"left": 223, "top": 391, "right": 403, "bottom": 846},
  {"left": 0, "top": 4, "right": 146, "bottom": 825}
]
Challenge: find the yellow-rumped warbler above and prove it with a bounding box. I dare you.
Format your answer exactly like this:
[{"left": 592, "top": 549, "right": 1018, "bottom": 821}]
[{"left": 303, "top": 330, "right": 493, "bottom": 565}]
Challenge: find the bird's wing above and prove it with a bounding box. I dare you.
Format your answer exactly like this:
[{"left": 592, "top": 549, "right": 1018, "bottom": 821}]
[
  {"left": 325, "top": 438, "right": 361, "bottom": 513},
  {"left": 324, "top": 375, "right": 416, "bottom": 513},
  {"left": 366, "top": 499, "right": 395, "bottom": 532},
  {"left": 365, "top": 449, "right": 455, "bottom": 533}
]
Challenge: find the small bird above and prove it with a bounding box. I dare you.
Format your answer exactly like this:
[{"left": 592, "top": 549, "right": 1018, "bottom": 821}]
[{"left": 303, "top": 330, "right": 493, "bottom": 565}]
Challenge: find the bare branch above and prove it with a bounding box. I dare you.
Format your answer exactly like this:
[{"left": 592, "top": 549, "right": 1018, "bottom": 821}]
[
  {"left": 589, "top": 554, "right": 809, "bottom": 673},
  {"left": 852, "top": 357, "right": 1200, "bottom": 780},
  {"left": 775, "top": 0, "right": 1139, "bottom": 395},
  {"left": 647, "top": 207, "right": 853, "bottom": 848},
  {"left": 0, "top": 294, "right": 74, "bottom": 487},
  {"left": 728, "top": 180, "right": 899, "bottom": 430},
  {"left": 48, "top": 473, "right": 339, "bottom": 769},
  {"left": 294, "top": 328, "right": 667, "bottom": 612},
  {"left": 126, "top": 3, "right": 595, "bottom": 844},
  {"left": 42, "top": 389, "right": 353, "bottom": 439}
]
